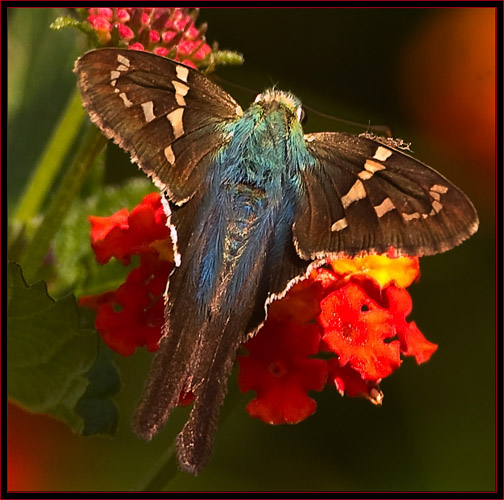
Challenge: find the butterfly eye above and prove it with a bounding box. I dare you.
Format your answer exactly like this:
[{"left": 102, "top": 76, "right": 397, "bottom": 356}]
[{"left": 297, "top": 106, "right": 308, "bottom": 124}]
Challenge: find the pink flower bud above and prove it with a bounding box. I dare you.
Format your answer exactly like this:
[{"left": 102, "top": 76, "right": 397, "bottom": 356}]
[
  {"left": 153, "top": 46, "right": 169, "bottom": 57},
  {"left": 149, "top": 29, "right": 160, "bottom": 43},
  {"left": 118, "top": 23, "right": 135, "bottom": 41},
  {"left": 88, "top": 15, "right": 111, "bottom": 32},
  {"left": 116, "top": 9, "right": 130, "bottom": 23},
  {"left": 162, "top": 30, "right": 176, "bottom": 43},
  {"left": 181, "top": 59, "right": 197, "bottom": 69},
  {"left": 128, "top": 42, "right": 145, "bottom": 51},
  {"left": 177, "top": 40, "right": 197, "bottom": 56},
  {"left": 140, "top": 12, "right": 150, "bottom": 25},
  {"left": 185, "top": 25, "right": 199, "bottom": 40},
  {"left": 173, "top": 15, "right": 190, "bottom": 31},
  {"left": 194, "top": 43, "right": 211, "bottom": 61},
  {"left": 97, "top": 8, "right": 113, "bottom": 20}
]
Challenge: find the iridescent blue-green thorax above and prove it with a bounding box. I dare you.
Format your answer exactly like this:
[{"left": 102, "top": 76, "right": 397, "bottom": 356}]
[{"left": 217, "top": 89, "right": 311, "bottom": 195}]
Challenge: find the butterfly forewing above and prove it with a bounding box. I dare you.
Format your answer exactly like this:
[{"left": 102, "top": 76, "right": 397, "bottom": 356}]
[
  {"left": 74, "top": 48, "right": 241, "bottom": 203},
  {"left": 295, "top": 132, "right": 479, "bottom": 259}
]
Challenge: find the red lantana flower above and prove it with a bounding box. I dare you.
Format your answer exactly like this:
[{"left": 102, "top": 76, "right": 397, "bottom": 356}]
[
  {"left": 80, "top": 193, "right": 173, "bottom": 356},
  {"left": 88, "top": 192, "right": 170, "bottom": 265},
  {"left": 238, "top": 319, "right": 328, "bottom": 425},
  {"left": 86, "top": 7, "right": 211, "bottom": 68},
  {"left": 383, "top": 286, "right": 438, "bottom": 364},
  {"left": 239, "top": 257, "right": 436, "bottom": 423},
  {"left": 82, "top": 192, "right": 437, "bottom": 424},
  {"left": 328, "top": 361, "right": 383, "bottom": 404},
  {"left": 319, "top": 281, "right": 402, "bottom": 381}
]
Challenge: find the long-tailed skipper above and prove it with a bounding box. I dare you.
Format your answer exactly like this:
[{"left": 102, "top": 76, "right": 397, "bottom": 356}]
[{"left": 74, "top": 48, "right": 479, "bottom": 475}]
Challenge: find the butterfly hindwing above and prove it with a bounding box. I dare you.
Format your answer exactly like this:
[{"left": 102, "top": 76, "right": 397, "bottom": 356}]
[
  {"left": 294, "top": 132, "right": 479, "bottom": 259},
  {"left": 74, "top": 48, "right": 241, "bottom": 203}
]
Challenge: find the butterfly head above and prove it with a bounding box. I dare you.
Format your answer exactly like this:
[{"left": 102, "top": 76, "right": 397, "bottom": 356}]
[{"left": 254, "top": 89, "right": 305, "bottom": 124}]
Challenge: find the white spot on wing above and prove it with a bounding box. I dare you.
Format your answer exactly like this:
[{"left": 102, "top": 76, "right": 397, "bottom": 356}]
[
  {"left": 358, "top": 170, "right": 373, "bottom": 180},
  {"left": 118, "top": 92, "right": 133, "bottom": 107},
  {"left": 175, "top": 94, "right": 186, "bottom": 107},
  {"left": 358, "top": 159, "right": 386, "bottom": 180},
  {"left": 402, "top": 212, "right": 421, "bottom": 221},
  {"left": 164, "top": 145, "right": 175, "bottom": 164},
  {"left": 374, "top": 197, "right": 395, "bottom": 218},
  {"left": 176, "top": 65, "right": 189, "bottom": 82},
  {"left": 341, "top": 179, "right": 367, "bottom": 208},
  {"left": 428, "top": 184, "right": 447, "bottom": 215},
  {"left": 364, "top": 159, "right": 386, "bottom": 174},
  {"left": 141, "top": 101, "right": 155, "bottom": 122},
  {"left": 166, "top": 108, "right": 184, "bottom": 138},
  {"left": 117, "top": 64, "right": 129, "bottom": 72},
  {"left": 403, "top": 183, "right": 448, "bottom": 222},
  {"left": 117, "top": 54, "right": 130, "bottom": 67},
  {"left": 172, "top": 80, "right": 189, "bottom": 97},
  {"left": 331, "top": 217, "right": 348, "bottom": 232},
  {"left": 373, "top": 146, "right": 392, "bottom": 161},
  {"left": 110, "top": 70, "right": 120, "bottom": 81},
  {"left": 430, "top": 184, "right": 448, "bottom": 194},
  {"left": 172, "top": 81, "right": 189, "bottom": 107}
]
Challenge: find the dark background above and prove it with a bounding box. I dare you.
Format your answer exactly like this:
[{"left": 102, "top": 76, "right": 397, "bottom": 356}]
[{"left": 8, "top": 7, "right": 496, "bottom": 492}]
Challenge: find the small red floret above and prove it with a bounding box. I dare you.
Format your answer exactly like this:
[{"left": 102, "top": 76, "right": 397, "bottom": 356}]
[
  {"left": 238, "top": 319, "right": 328, "bottom": 425},
  {"left": 81, "top": 193, "right": 173, "bottom": 355},
  {"left": 319, "top": 282, "right": 401, "bottom": 381}
]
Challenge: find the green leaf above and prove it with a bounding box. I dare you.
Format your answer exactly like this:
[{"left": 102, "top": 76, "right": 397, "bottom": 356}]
[
  {"left": 7, "top": 262, "right": 118, "bottom": 435},
  {"left": 76, "top": 341, "right": 120, "bottom": 436},
  {"left": 52, "top": 177, "right": 155, "bottom": 297}
]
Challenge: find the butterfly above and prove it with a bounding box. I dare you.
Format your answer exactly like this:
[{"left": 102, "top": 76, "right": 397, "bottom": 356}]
[{"left": 74, "top": 48, "right": 479, "bottom": 475}]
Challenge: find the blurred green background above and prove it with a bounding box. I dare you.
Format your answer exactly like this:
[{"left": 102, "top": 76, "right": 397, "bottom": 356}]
[{"left": 8, "top": 7, "right": 495, "bottom": 492}]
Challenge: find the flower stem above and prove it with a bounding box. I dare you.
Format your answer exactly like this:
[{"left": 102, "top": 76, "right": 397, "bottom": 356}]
[
  {"left": 19, "top": 125, "right": 106, "bottom": 283},
  {"left": 13, "top": 88, "right": 86, "bottom": 226},
  {"left": 136, "top": 442, "right": 179, "bottom": 492}
]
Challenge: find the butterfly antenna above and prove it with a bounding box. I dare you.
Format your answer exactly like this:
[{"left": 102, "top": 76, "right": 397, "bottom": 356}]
[
  {"left": 212, "top": 75, "right": 258, "bottom": 96},
  {"left": 211, "top": 77, "right": 393, "bottom": 138},
  {"left": 303, "top": 104, "right": 393, "bottom": 138}
]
